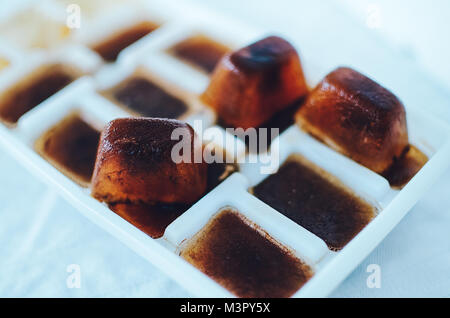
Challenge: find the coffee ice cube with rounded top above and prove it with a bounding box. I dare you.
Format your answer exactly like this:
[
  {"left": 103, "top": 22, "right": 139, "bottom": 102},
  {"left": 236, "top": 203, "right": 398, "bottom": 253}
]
[
  {"left": 201, "top": 36, "right": 308, "bottom": 129},
  {"left": 296, "top": 67, "right": 409, "bottom": 174},
  {"left": 91, "top": 118, "right": 207, "bottom": 205}
]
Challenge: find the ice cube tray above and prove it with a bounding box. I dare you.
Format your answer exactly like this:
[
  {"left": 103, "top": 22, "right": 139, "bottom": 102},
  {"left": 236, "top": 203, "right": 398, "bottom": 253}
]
[{"left": 0, "top": 0, "right": 449, "bottom": 297}]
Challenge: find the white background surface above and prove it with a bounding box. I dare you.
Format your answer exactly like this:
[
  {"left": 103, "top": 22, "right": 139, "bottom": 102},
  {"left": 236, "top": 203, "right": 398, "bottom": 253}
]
[
  {"left": 0, "top": 0, "right": 449, "bottom": 297},
  {"left": 337, "top": 0, "right": 450, "bottom": 92}
]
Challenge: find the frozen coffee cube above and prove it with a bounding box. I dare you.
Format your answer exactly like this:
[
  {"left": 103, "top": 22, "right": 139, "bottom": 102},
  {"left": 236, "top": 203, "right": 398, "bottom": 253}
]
[
  {"left": 201, "top": 36, "right": 308, "bottom": 129},
  {"left": 296, "top": 67, "right": 408, "bottom": 174},
  {"left": 91, "top": 118, "right": 207, "bottom": 204}
]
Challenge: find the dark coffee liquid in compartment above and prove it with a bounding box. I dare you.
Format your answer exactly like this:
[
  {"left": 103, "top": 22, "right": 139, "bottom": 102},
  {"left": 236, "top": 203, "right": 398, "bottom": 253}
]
[
  {"left": 207, "top": 161, "right": 238, "bottom": 191},
  {"left": 0, "top": 64, "right": 78, "bottom": 124},
  {"left": 220, "top": 99, "right": 304, "bottom": 153},
  {"left": 382, "top": 145, "right": 428, "bottom": 188},
  {"left": 180, "top": 208, "right": 313, "bottom": 298},
  {"left": 168, "top": 35, "right": 230, "bottom": 74},
  {"left": 205, "top": 147, "right": 239, "bottom": 191},
  {"left": 35, "top": 112, "right": 100, "bottom": 187},
  {"left": 110, "top": 76, "right": 188, "bottom": 119},
  {"left": 252, "top": 154, "right": 376, "bottom": 251},
  {"left": 109, "top": 202, "right": 189, "bottom": 239},
  {"left": 92, "top": 21, "right": 159, "bottom": 62}
]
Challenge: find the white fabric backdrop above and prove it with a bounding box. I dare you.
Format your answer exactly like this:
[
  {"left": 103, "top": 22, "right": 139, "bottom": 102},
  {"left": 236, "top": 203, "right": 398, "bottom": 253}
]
[{"left": 0, "top": 0, "right": 449, "bottom": 297}]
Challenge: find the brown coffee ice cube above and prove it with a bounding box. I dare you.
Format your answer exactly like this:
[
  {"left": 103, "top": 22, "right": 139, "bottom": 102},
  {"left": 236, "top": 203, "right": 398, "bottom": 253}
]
[
  {"left": 201, "top": 36, "right": 308, "bottom": 129},
  {"left": 296, "top": 67, "right": 408, "bottom": 174},
  {"left": 91, "top": 118, "right": 207, "bottom": 205}
]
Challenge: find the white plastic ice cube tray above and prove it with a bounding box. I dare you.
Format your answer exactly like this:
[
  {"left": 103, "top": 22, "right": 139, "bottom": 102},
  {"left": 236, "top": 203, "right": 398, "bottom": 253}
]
[{"left": 0, "top": 0, "right": 450, "bottom": 298}]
